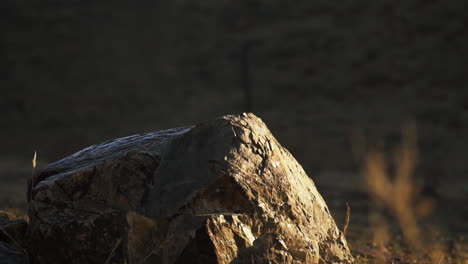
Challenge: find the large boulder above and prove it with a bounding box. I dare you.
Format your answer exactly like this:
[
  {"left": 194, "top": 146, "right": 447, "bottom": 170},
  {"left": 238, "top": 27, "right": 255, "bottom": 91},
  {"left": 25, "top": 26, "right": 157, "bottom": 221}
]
[{"left": 28, "top": 113, "right": 355, "bottom": 264}]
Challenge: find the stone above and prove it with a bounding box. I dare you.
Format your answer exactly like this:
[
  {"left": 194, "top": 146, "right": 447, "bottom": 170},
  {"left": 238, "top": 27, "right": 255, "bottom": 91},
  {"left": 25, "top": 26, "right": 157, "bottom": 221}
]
[{"left": 28, "top": 113, "right": 355, "bottom": 264}]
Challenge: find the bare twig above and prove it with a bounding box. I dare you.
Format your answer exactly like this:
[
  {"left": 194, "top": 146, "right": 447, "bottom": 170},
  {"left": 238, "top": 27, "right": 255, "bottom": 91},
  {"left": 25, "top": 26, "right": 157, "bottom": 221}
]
[
  {"left": 104, "top": 238, "right": 122, "bottom": 264},
  {"left": 437, "top": 254, "right": 444, "bottom": 264},
  {"left": 138, "top": 233, "right": 175, "bottom": 264}
]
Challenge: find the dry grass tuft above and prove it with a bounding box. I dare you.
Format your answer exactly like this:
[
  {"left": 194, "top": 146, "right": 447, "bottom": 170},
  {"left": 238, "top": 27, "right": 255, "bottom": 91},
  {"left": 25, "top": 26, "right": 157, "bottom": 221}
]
[
  {"left": 30, "top": 150, "right": 37, "bottom": 203},
  {"left": 343, "top": 202, "right": 351, "bottom": 237},
  {"left": 0, "top": 210, "right": 30, "bottom": 263},
  {"left": 352, "top": 121, "right": 455, "bottom": 263},
  {"left": 104, "top": 238, "right": 122, "bottom": 264},
  {"left": 363, "top": 121, "right": 422, "bottom": 249}
]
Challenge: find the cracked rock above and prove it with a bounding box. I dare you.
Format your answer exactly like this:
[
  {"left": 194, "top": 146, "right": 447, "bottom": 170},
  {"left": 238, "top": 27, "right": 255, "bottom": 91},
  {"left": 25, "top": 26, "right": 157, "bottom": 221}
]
[{"left": 28, "top": 113, "right": 355, "bottom": 264}]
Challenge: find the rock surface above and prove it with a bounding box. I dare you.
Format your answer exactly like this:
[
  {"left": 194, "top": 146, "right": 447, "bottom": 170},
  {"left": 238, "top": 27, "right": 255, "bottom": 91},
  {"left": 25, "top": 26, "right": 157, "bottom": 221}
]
[{"left": 28, "top": 113, "right": 355, "bottom": 264}]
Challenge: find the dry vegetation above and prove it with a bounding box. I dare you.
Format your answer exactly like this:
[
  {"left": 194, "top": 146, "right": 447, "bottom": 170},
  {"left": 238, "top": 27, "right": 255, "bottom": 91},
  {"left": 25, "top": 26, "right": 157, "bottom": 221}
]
[
  {"left": 1, "top": 123, "right": 468, "bottom": 263},
  {"left": 1, "top": 124, "right": 467, "bottom": 264},
  {"left": 349, "top": 122, "right": 468, "bottom": 264}
]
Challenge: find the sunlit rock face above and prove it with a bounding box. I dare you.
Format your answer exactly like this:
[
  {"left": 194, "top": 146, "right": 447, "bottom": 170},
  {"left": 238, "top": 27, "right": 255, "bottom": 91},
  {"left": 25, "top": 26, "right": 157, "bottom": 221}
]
[{"left": 28, "top": 113, "right": 355, "bottom": 264}]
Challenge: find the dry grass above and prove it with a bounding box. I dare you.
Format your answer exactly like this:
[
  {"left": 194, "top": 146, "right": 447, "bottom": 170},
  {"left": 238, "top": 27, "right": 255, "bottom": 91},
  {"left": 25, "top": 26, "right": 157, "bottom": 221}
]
[
  {"left": 343, "top": 202, "right": 351, "bottom": 237},
  {"left": 350, "top": 121, "right": 468, "bottom": 264},
  {"left": 364, "top": 122, "right": 423, "bottom": 248},
  {"left": 0, "top": 210, "right": 29, "bottom": 263},
  {"left": 30, "top": 151, "right": 36, "bottom": 203},
  {"left": 104, "top": 238, "right": 122, "bottom": 264},
  {"left": 1, "top": 124, "right": 467, "bottom": 263}
]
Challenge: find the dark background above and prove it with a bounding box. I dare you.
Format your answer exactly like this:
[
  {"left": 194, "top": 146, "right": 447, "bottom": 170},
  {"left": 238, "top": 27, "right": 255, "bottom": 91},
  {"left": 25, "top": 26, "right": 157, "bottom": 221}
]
[{"left": 1, "top": 0, "right": 468, "bottom": 208}]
